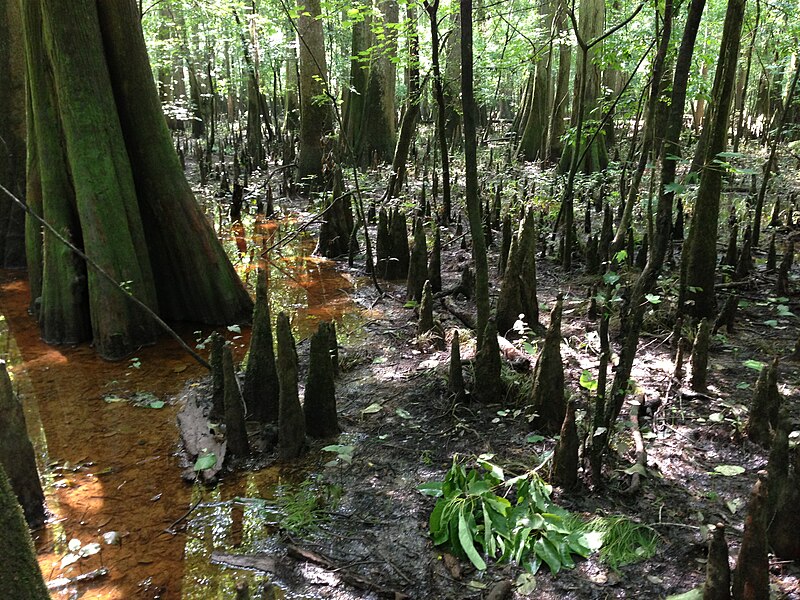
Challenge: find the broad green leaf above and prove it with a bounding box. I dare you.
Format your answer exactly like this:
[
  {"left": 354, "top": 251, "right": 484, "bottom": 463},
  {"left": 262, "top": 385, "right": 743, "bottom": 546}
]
[
  {"left": 742, "top": 359, "right": 765, "bottom": 371},
  {"left": 579, "top": 370, "right": 598, "bottom": 391},
  {"left": 516, "top": 572, "right": 537, "bottom": 594},
  {"left": 458, "top": 511, "right": 486, "bottom": 570},
  {"left": 645, "top": 293, "right": 661, "bottom": 304},
  {"left": 362, "top": 402, "right": 382, "bottom": 414},
  {"left": 526, "top": 434, "right": 545, "bottom": 443},
  {"left": 418, "top": 482, "right": 443, "bottom": 497},
  {"left": 148, "top": 400, "right": 166, "bottom": 409},
  {"left": 193, "top": 453, "right": 217, "bottom": 471},
  {"left": 714, "top": 465, "right": 745, "bottom": 476},
  {"left": 533, "top": 537, "right": 562, "bottom": 574}
]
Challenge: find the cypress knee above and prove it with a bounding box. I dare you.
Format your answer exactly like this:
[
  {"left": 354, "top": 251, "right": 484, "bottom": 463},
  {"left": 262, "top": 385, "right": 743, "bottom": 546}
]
[
  {"left": 529, "top": 294, "right": 566, "bottom": 432},
  {"left": 276, "top": 313, "right": 306, "bottom": 458},
  {"left": 552, "top": 400, "right": 579, "bottom": 489},
  {"left": 732, "top": 473, "right": 769, "bottom": 600},
  {"left": 223, "top": 345, "right": 249, "bottom": 458},
  {"left": 407, "top": 217, "right": 428, "bottom": 301},
  {"left": 243, "top": 268, "right": 280, "bottom": 424},
  {"left": 304, "top": 323, "right": 340, "bottom": 439},
  {"left": 473, "top": 319, "right": 501, "bottom": 403},
  {"left": 0, "top": 362, "right": 45, "bottom": 528},
  {"left": 418, "top": 280, "right": 435, "bottom": 335},
  {"left": 448, "top": 331, "right": 466, "bottom": 400},
  {"left": 702, "top": 524, "right": 731, "bottom": 600}
]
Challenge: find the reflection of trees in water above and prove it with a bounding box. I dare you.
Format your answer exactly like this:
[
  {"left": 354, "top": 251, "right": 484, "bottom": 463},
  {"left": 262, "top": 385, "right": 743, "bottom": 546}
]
[{"left": 222, "top": 212, "right": 363, "bottom": 340}]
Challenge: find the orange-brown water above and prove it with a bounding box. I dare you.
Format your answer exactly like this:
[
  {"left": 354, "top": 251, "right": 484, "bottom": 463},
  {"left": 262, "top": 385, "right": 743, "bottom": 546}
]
[{"left": 0, "top": 213, "right": 367, "bottom": 599}]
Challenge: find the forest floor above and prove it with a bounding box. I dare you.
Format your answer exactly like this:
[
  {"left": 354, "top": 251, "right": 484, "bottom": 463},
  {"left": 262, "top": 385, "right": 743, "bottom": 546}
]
[{"left": 169, "top": 152, "right": 800, "bottom": 600}]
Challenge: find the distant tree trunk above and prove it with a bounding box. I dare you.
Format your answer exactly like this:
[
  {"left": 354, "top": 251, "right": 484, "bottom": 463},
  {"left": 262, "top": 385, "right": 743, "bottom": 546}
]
[
  {"left": 283, "top": 26, "right": 299, "bottom": 135},
  {"left": 444, "top": 10, "right": 462, "bottom": 147},
  {"left": 0, "top": 0, "right": 27, "bottom": 268},
  {"left": 386, "top": 4, "right": 420, "bottom": 199},
  {"left": 732, "top": 0, "right": 759, "bottom": 154},
  {"left": 548, "top": 0, "right": 572, "bottom": 161},
  {"left": 560, "top": 0, "right": 607, "bottom": 174},
  {"left": 518, "top": 0, "right": 555, "bottom": 162},
  {"left": 343, "top": 10, "right": 370, "bottom": 154},
  {"left": 21, "top": 0, "right": 252, "bottom": 360},
  {"left": 680, "top": 0, "right": 747, "bottom": 318},
  {"left": 0, "top": 465, "right": 49, "bottom": 600},
  {"left": 296, "top": 0, "right": 334, "bottom": 188},
  {"left": 359, "top": 0, "right": 398, "bottom": 165}
]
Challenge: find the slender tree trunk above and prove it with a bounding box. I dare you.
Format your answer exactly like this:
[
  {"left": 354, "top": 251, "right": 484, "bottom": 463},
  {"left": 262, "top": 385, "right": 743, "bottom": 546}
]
[
  {"left": 386, "top": 5, "right": 420, "bottom": 199},
  {"left": 681, "top": 0, "right": 747, "bottom": 318},
  {"left": 602, "top": 0, "right": 706, "bottom": 447},
  {"left": 343, "top": 9, "right": 370, "bottom": 154},
  {"left": 548, "top": 0, "right": 571, "bottom": 161},
  {"left": 425, "top": 0, "right": 452, "bottom": 224},
  {"left": 460, "top": 0, "right": 490, "bottom": 347},
  {"left": 733, "top": 0, "right": 759, "bottom": 153}
]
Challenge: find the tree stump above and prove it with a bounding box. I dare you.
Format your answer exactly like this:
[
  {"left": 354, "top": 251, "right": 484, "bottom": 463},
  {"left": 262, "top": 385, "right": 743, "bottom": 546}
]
[
  {"left": 690, "top": 318, "right": 711, "bottom": 392},
  {"left": 0, "top": 466, "right": 49, "bottom": 599},
  {"left": 529, "top": 294, "right": 566, "bottom": 433},
  {"left": 713, "top": 294, "right": 738, "bottom": 334},
  {"left": 0, "top": 362, "right": 45, "bottom": 527},
  {"left": 223, "top": 345, "right": 249, "bottom": 458},
  {"left": 276, "top": 313, "right": 306, "bottom": 459},
  {"left": 427, "top": 226, "right": 442, "bottom": 293},
  {"left": 304, "top": 324, "right": 340, "bottom": 439},
  {"left": 243, "top": 268, "right": 280, "bottom": 424}
]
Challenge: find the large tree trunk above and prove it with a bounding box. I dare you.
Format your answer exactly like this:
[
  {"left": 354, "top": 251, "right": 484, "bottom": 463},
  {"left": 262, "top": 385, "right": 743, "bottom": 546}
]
[
  {"left": 297, "top": 0, "right": 334, "bottom": 188},
  {"left": 680, "top": 0, "right": 747, "bottom": 318},
  {"left": 0, "top": 0, "right": 27, "bottom": 268},
  {"left": 21, "top": 0, "right": 252, "bottom": 360}
]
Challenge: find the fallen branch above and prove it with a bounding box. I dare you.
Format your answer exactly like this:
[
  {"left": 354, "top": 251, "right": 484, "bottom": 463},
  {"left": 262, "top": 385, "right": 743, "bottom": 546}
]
[
  {"left": 624, "top": 396, "right": 646, "bottom": 495},
  {"left": 47, "top": 568, "right": 109, "bottom": 590},
  {"left": 286, "top": 544, "right": 407, "bottom": 598},
  {"left": 440, "top": 297, "right": 475, "bottom": 329}
]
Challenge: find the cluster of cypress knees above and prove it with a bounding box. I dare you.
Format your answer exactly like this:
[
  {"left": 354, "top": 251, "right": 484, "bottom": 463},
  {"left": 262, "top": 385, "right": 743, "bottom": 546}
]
[{"left": 209, "top": 267, "right": 340, "bottom": 462}]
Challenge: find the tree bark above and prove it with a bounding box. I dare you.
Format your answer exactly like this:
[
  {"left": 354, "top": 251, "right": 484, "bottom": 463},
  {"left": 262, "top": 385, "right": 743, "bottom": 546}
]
[
  {"left": 296, "top": 0, "right": 334, "bottom": 188},
  {"left": 0, "top": 0, "right": 26, "bottom": 268}
]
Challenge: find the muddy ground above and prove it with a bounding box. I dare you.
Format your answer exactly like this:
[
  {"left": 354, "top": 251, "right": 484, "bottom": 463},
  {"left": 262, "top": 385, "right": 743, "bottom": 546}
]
[{"left": 175, "top": 160, "right": 800, "bottom": 600}]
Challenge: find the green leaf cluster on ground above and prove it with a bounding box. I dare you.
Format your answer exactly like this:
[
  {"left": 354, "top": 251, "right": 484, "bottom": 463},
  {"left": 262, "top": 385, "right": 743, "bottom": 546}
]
[{"left": 420, "top": 456, "right": 659, "bottom": 574}]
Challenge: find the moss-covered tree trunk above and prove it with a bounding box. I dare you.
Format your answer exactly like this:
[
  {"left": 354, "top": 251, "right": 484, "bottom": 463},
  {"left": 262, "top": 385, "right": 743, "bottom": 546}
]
[
  {"left": 20, "top": 0, "right": 252, "bottom": 360},
  {"left": 680, "top": 0, "right": 746, "bottom": 318},
  {"left": 0, "top": 0, "right": 27, "bottom": 268},
  {"left": 0, "top": 362, "right": 45, "bottom": 528},
  {"left": 0, "top": 465, "right": 49, "bottom": 600},
  {"left": 359, "top": 0, "right": 398, "bottom": 166}
]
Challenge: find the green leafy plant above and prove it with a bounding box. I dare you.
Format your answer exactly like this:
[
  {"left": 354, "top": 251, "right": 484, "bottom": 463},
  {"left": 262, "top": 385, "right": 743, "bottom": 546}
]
[
  {"left": 584, "top": 516, "right": 659, "bottom": 570},
  {"left": 419, "top": 456, "right": 596, "bottom": 573}
]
